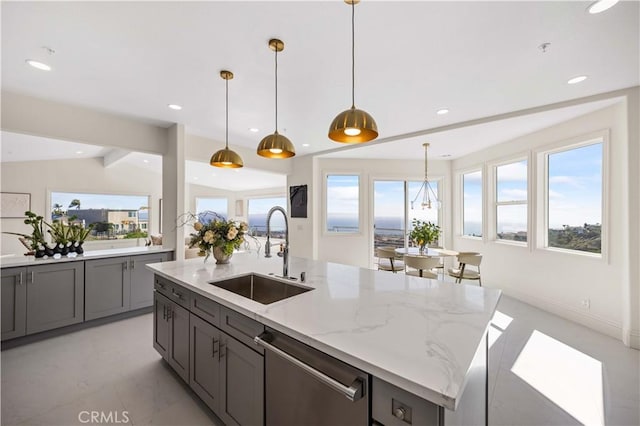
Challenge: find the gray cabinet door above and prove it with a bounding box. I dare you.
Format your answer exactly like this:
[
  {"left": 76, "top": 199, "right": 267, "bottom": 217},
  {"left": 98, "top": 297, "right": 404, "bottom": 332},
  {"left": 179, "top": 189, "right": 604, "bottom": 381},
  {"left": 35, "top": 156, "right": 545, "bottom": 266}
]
[
  {"left": 219, "top": 330, "right": 264, "bottom": 426},
  {"left": 153, "top": 292, "right": 170, "bottom": 360},
  {"left": 131, "top": 252, "right": 170, "bottom": 310},
  {"left": 189, "top": 313, "right": 221, "bottom": 413},
  {"left": 1, "top": 267, "right": 27, "bottom": 340},
  {"left": 26, "top": 262, "right": 84, "bottom": 334},
  {"left": 168, "top": 301, "right": 190, "bottom": 383},
  {"left": 85, "top": 256, "right": 131, "bottom": 320}
]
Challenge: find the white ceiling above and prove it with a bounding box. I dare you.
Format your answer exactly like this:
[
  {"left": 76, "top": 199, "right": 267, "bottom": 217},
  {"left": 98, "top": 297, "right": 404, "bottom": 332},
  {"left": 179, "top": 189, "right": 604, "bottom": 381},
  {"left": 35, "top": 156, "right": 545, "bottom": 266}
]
[
  {"left": 1, "top": 1, "right": 638, "bottom": 161},
  {"left": 185, "top": 160, "right": 286, "bottom": 191}
]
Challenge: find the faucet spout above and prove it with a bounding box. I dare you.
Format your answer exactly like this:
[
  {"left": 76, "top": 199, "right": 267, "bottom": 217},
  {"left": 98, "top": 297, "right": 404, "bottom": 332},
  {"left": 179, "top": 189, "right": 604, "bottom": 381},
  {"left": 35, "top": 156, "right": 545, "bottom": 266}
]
[{"left": 265, "top": 206, "right": 289, "bottom": 278}]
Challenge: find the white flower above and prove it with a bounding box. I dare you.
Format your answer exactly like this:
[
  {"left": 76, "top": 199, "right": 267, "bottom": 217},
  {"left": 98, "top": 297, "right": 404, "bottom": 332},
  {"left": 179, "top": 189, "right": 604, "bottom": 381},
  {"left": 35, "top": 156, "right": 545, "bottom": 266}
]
[
  {"left": 239, "top": 222, "right": 248, "bottom": 232},
  {"left": 227, "top": 227, "right": 238, "bottom": 240},
  {"left": 203, "top": 230, "right": 215, "bottom": 243},
  {"left": 193, "top": 222, "right": 203, "bottom": 231}
]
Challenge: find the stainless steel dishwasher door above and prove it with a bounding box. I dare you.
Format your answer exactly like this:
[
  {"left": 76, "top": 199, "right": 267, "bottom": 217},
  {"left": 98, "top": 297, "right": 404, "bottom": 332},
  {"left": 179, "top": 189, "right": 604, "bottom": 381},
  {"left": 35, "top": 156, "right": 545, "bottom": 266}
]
[{"left": 255, "top": 329, "right": 369, "bottom": 426}]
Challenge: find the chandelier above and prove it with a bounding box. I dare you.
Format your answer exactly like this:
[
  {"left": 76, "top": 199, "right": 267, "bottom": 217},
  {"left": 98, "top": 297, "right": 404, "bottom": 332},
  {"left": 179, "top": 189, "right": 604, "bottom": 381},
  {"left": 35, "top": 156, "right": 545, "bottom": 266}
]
[{"left": 411, "top": 143, "right": 440, "bottom": 210}]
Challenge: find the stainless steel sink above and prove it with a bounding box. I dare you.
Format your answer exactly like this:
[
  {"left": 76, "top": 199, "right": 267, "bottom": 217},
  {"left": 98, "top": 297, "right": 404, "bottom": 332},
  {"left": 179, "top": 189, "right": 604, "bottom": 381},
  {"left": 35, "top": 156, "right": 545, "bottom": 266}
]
[{"left": 209, "top": 274, "right": 313, "bottom": 304}]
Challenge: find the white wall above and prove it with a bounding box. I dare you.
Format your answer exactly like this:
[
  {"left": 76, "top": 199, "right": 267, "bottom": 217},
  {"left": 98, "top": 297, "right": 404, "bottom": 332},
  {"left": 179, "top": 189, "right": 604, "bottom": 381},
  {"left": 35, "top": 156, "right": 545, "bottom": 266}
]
[
  {"left": 451, "top": 101, "right": 636, "bottom": 344},
  {"left": 0, "top": 157, "right": 162, "bottom": 255}
]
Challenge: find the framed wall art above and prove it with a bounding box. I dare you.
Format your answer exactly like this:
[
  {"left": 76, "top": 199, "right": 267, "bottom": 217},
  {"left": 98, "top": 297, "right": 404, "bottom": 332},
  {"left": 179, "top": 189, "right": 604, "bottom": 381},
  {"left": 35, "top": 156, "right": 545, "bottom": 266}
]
[
  {"left": 1, "top": 192, "right": 31, "bottom": 218},
  {"left": 289, "top": 185, "right": 307, "bottom": 218}
]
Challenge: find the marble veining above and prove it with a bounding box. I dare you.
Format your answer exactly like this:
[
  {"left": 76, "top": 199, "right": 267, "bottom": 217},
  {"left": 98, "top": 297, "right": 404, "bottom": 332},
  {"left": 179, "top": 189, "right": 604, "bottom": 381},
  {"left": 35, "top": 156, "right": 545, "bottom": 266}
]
[{"left": 146, "top": 252, "right": 501, "bottom": 410}]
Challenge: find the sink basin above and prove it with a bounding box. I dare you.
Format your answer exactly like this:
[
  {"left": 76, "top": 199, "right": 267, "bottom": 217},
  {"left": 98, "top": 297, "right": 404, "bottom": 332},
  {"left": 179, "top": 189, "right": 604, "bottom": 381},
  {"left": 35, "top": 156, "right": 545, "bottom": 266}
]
[{"left": 209, "top": 274, "right": 313, "bottom": 304}]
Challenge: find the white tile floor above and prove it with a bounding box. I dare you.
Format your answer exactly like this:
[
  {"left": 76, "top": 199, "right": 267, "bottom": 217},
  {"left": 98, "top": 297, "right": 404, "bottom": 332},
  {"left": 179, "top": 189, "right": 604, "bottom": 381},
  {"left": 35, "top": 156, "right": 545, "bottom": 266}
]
[{"left": 1, "top": 295, "right": 638, "bottom": 426}]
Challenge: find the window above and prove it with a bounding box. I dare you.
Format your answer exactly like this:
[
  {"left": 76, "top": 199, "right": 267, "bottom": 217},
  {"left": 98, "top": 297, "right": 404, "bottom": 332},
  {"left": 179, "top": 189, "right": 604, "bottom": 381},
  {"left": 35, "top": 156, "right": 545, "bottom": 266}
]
[
  {"left": 373, "top": 179, "right": 441, "bottom": 252},
  {"left": 496, "top": 160, "right": 528, "bottom": 242},
  {"left": 326, "top": 175, "right": 359, "bottom": 233},
  {"left": 247, "top": 197, "right": 286, "bottom": 237},
  {"left": 50, "top": 192, "right": 149, "bottom": 239},
  {"left": 195, "top": 197, "right": 227, "bottom": 221},
  {"left": 546, "top": 142, "right": 602, "bottom": 254},
  {"left": 462, "top": 170, "right": 482, "bottom": 237}
]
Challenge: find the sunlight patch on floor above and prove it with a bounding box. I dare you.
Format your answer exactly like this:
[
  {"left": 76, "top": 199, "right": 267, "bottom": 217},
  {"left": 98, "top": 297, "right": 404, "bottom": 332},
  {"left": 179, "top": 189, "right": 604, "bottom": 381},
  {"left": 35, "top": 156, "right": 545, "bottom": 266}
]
[{"left": 511, "top": 330, "right": 604, "bottom": 426}]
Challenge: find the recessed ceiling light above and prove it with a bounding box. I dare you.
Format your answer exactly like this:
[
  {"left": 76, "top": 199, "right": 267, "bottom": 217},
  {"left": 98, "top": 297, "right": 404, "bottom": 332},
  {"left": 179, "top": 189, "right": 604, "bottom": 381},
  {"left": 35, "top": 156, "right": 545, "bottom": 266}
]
[
  {"left": 567, "top": 75, "right": 588, "bottom": 84},
  {"left": 588, "top": 0, "right": 619, "bottom": 14},
  {"left": 167, "top": 104, "right": 182, "bottom": 110},
  {"left": 143, "top": 159, "right": 149, "bottom": 163},
  {"left": 441, "top": 154, "right": 452, "bottom": 158},
  {"left": 75, "top": 150, "right": 83, "bottom": 154},
  {"left": 302, "top": 143, "right": 310, "bottom": 147},
  {"left": 436, "top": 108, "right": 449, "bottom": 115},
  {"left": 26, "top": 59, "right": 51, "bottom": 71},
  {"left": 193, "top": 176, "right": 198, "bottom": 180},
  {"left": 249, "top": 128, "right": 259, "bottom": 133}
]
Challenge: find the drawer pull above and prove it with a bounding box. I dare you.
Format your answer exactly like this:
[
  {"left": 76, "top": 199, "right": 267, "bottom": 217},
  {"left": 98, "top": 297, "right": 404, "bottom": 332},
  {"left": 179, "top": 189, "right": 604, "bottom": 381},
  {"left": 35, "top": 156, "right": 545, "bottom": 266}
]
[
  {"left": 212, "top": 339, "right": 219, "bottom": 358},
  {"left": 18, "top": 272, "right": 23, "bottom": 285},
  {"left": 171, "top": 290, "right": 182, "bottom": 300}
]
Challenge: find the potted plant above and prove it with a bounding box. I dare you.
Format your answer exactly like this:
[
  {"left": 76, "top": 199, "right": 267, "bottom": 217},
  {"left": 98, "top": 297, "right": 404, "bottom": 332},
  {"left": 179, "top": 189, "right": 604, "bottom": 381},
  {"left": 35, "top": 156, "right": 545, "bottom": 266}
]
[
  {"left": 46, "top": 219, "right": 73, "bottom": 255},
  {"left": 67, "top": 218, "right": 93, "bottom": 254},
  {"left": 408, "top": 219, "right": 441, "bottom": 254},
  {"left": 3, "top": 211, "right": 50, "bottom": 257},
  {"left": 180, "top": 211, "right": 250, "bottom": 264}
]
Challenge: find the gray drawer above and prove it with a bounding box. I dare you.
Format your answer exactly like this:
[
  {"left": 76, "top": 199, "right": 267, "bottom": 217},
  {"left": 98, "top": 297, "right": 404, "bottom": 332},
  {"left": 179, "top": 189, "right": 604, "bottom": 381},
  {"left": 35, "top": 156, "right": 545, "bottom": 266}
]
[
  {"left": 190, "top": 293, "right": 220, "bottom": 327},
  {"left": 372, "top": 377, "right": 439, "bottom": 426},
  {"left": 220, "top": 305, "right": 264, "bottom": 354},
  {"left": 154, "top": 275, "right": 191, "bottom": 309}
]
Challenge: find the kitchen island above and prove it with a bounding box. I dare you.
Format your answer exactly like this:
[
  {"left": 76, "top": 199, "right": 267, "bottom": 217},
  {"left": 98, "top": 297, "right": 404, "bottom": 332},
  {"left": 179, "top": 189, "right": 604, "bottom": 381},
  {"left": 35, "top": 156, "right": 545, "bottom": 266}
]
[{"left": 148, "top": 252, "right": 501, "bottom": 425}]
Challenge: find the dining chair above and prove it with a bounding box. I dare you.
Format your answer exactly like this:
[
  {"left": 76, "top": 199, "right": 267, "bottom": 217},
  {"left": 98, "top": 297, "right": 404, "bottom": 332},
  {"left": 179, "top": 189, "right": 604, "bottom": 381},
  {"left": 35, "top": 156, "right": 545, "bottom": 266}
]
[
  {"left": 447, "top": 252, "right": 482, "bottom": 286},
  {"left": 376, "top": 246, "right": 405, "bottom": 273},
  {"left": 404, "top": 255, "right": 440, "bottom": 279}
]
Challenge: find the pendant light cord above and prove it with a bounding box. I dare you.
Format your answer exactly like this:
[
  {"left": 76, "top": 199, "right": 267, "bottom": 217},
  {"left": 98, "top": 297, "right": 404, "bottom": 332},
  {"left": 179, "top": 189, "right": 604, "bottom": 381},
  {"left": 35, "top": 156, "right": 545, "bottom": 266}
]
[
  {"left": 225, "top": 77, "right": 229, "bottom": 149},
  {"left": 351, "top": 0, "right": 355, "bottom": 109},
  {"left": 275, "top": 46, "right": 278, "bottom": 132}
]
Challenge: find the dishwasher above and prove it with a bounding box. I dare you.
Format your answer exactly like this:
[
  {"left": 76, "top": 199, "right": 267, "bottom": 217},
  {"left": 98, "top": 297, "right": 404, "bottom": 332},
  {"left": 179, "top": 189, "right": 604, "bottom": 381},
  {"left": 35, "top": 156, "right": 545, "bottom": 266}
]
[{"left": 255, "top": 328, "right": 369, "bottom": 426}]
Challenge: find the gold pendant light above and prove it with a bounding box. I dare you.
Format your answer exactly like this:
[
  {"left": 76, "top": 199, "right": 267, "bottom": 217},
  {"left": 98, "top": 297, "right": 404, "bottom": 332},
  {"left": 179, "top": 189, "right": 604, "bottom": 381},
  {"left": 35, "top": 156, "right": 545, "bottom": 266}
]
[
  {"left": 328, "top": 0, "right": 378, "bottom": 144},
  {"left": 257, "top": 39, "right": 295, "bottom": 159},
  {"left": 211, "top": 70, "right": 243, "bottom": 168}
]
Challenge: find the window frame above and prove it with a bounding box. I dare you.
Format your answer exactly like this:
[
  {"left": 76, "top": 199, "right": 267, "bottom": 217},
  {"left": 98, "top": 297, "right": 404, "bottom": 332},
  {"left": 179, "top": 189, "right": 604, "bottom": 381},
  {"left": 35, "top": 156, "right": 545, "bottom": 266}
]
[
  {"left": 324, "top": 172, "right": 362, "bottom": 236},
  {"left": 460, "top": 167, "right": 484, "bottom": 239},
  {"left": 492, "top": 156, "right": 529, "bottom": 246},
  {"left": 535, "top": 130, "right": 609, "bottom": 259}
]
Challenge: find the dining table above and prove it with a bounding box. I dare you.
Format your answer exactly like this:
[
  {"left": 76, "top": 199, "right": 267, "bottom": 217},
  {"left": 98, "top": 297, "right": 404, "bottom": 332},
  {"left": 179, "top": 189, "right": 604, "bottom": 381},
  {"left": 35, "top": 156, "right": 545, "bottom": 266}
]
[{"left": 394, "top": 247, "right": 459, "bottom": 279}]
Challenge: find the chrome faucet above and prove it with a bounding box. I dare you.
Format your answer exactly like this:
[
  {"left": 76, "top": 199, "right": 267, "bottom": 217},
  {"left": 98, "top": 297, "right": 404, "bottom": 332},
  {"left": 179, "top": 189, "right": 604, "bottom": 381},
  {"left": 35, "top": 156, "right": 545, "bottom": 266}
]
[{"left": 265, "top": 206, "right": 289, "bottom": 278}]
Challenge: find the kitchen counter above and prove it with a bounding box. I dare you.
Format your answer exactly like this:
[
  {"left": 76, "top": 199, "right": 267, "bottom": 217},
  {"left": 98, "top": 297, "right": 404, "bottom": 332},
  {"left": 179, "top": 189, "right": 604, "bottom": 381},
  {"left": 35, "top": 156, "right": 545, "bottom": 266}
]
[
  {"left": 0, "top": 246, "right": 174, "bottom": 268},
  {"left": 146, "top": 252, "right": 501, "bottom": 411}
]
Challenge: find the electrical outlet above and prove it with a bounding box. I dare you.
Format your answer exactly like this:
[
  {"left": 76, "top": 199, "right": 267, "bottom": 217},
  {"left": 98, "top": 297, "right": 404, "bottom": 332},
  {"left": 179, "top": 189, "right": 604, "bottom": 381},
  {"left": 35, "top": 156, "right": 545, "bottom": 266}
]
[{"left": 581, "top": 298, "right": 591, "bottom": 309}]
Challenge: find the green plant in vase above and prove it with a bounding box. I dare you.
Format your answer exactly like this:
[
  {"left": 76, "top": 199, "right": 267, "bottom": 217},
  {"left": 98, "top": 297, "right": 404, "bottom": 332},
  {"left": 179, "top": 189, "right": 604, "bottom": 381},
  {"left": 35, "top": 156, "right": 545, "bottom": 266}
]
[
  {"left": 2, "top": 211, "right": 49, "bottom": 257},
  {"left": 408, "top": 219, "right": 441, "bottom": 254},
  {"left": 47, "top": 219, "right": 73, "bottom": 255},
  {"left": 67, "top": 219, "right": 93, "bottom": 254}
]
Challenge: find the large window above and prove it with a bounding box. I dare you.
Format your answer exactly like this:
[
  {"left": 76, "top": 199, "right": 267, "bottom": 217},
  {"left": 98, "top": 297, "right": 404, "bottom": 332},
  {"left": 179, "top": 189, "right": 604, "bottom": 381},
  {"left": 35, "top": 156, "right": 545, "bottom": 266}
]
[
  {"left": 546, "top": 142, "right": 602, "bottom": 254},
  {"left": 373, "top": 179, "right": 441, "bottom": 252},
  {"left": 462, "top": 170, "right": 482, "bottom": 237},
  {"left": 51, "top": 191, "right": 149, "bottom": 239},
  {"left": 247, "top": 196, "right": 286, "bottom": 237},
  {"left": 496, "top": 160, "right": 528, "bottom": 242},
  {"left": 195, "top": 197, "right": 227, "bottom": 219},
  {"left": 326, "top": 175, "right": 359, "bottom": 233}
]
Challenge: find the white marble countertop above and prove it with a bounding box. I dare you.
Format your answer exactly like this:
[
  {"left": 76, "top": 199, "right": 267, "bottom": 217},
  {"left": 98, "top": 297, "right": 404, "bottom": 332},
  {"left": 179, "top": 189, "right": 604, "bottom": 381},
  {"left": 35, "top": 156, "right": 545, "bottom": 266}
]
[
  {"left": 0, "top": 246, "right": 174, "bottom": 268},
  {"left": 147, "top": 252, "right": 501, "bottom": 410}
]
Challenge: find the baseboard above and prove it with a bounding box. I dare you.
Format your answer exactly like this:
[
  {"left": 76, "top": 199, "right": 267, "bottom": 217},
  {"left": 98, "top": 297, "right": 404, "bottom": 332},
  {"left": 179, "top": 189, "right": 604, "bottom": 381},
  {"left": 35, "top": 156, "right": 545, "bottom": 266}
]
[
  {"left": 629, "top": 330, "right": 640, "bottom": 350},
  {"left": 498, "top": 287, "right": 624, "bottom": 343}
]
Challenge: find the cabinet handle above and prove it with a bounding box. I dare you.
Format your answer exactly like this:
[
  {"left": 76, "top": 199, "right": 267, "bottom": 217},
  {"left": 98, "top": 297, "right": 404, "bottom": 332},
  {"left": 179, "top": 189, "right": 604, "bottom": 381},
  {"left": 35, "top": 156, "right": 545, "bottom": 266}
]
[
  {"left": 166, "top": 307, "right": 172, "bottom": 320},
  {"left": 212, "top": 338, "right": 219, "bottom": 358},
  {"left": 18, "top": 272, "right": 23, "bottom": 285},
  {"left": 162, "top": 305, "right": 167, "bottom": 320},
  {"left": 219, "top": 341, "right": 226, "bottom": 360},
  {"left": 130, "top": 260, "right": 135, "bottom": 270},
  {"left": 123, "top": 261, "right": 128, "bottom": 270},
  {"left": 156, "top": 280, "right": 165, "bottom": 289},
  {"left": 30, "top": 271, "right": 34, "bottom": 284},
  {"left": 171, "top": 290, "right": 182, "bottom": 300}
]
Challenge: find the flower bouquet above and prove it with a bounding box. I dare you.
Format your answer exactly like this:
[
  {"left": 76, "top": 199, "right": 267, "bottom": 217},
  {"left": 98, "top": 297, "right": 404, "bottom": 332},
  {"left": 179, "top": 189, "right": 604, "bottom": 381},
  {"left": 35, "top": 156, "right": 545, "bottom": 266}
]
[{"left": 183, "top": 211, "right": 250, "bottom": 263}]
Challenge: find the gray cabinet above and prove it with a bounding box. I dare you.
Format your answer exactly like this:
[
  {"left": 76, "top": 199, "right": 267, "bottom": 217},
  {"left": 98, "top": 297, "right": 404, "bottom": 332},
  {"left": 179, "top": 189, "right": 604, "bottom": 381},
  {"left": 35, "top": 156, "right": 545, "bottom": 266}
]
[
  {"left": 26, "top": 262, "right": 84, "bottom": 334},
  {"left": 190, "top": 313, "right": 221, "bottom": 413},
  {"left": 131, "top": 252, "right": 171, "bottom": 310},
  {"left": 154, "top": 292, "right": 190, "bottom": 382},
  {"left": 85, "top": 256, "right": 131, "bottom": 320},
  {"left": 219, "top": 330, "right": 264, "bottom": 426},
  {"left": 1, "top": 267, "right": 27, "bottom": 340}
]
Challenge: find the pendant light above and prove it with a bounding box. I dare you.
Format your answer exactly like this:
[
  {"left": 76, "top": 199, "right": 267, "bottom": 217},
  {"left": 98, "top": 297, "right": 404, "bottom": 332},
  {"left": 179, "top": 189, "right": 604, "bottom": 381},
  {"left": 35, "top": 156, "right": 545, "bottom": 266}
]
[
  {"left": 411, "top": 143, "right": 440, "bottom": 210},
  {"left": 211, "top": 70, "right": 243, "bottom": 168},
  {"left": 257, "top": 39, "right": 295, "bottom": 159},
  {"left": 328, "top": 0, "right": 378, "bottom": 144}
]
